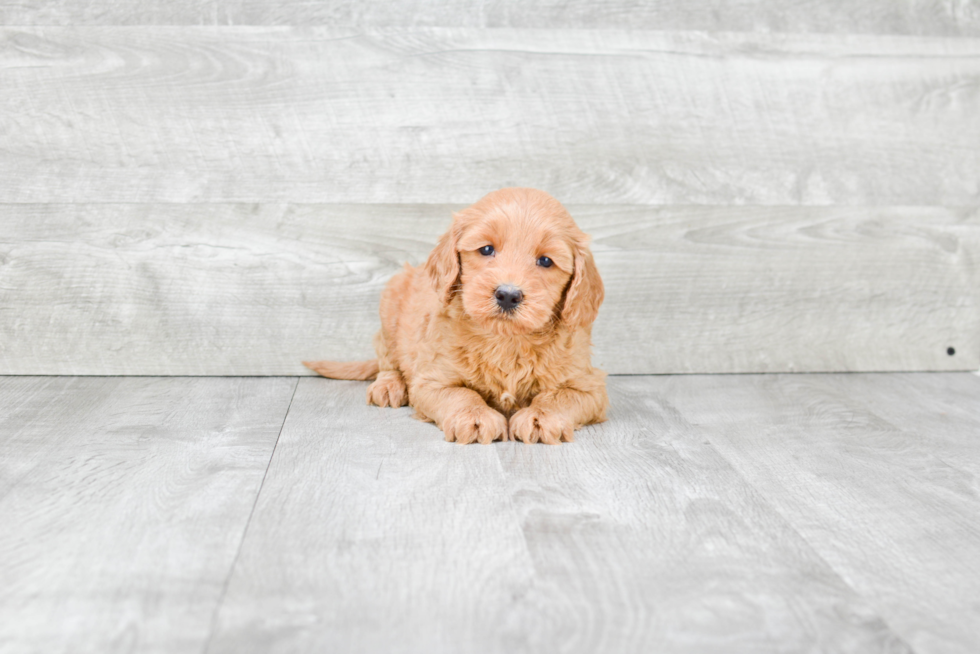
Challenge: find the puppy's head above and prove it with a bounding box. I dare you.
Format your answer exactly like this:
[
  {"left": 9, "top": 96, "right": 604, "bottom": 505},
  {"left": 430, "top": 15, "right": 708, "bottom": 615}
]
[{"left": 425, "top": 188, "right": 603, "bottom": 334}]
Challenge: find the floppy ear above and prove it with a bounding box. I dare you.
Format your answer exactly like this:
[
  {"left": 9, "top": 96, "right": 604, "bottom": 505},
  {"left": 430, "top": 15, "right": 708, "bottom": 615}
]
[
  {"left": 424, "top": 216, "right": 462, "bottom": 304},
  {"left": 561, "top": 238, "right": 604, "bottom": 328}
]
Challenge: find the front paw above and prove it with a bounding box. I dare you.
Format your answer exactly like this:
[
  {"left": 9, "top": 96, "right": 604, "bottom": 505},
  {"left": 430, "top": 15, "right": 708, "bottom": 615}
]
[
  {"left": 442, "top": 406, "right": 507, "bottom": 445},
  {"left": 367, "top": 374, "right": 408, "bottom": 408},
  {"left": 509, "top": 407, "right": 574, "bottom": 445}
]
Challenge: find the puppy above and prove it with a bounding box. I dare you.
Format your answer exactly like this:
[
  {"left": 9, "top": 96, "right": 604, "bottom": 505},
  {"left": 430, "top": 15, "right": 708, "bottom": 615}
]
[{"left": 304, "top": 187, "right": 608, "bottom": 444}]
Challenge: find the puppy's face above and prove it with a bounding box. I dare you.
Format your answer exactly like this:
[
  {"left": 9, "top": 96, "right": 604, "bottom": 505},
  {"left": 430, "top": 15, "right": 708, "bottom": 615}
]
[
  {"left": 426, "top": 188, "right": 604, "bottom": 335},
  {"left": 456, "top": 213, "right": 572, "bottom": 334}
]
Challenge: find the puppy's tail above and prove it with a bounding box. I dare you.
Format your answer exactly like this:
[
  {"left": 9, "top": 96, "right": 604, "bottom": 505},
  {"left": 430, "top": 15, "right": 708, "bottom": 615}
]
[{"left": 303, "top": 359, "right": 379, "bottom": 381}]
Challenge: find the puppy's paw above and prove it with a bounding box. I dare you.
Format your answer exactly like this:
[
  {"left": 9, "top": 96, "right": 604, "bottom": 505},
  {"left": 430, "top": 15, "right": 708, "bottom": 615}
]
[
  {"left": 442, "top": 406, "right": 507, "bottom": 445},
  {"left": 367, "top": 374, "right": 408, "bottom": 408},
  {"left": 509, "top": 407, "right": 575, "bottom": 445}
]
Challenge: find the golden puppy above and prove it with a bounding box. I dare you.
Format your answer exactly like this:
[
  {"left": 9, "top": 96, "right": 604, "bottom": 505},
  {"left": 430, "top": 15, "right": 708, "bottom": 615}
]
[{"left": 305, "top": 187, "right": 608, "bottom": 444}]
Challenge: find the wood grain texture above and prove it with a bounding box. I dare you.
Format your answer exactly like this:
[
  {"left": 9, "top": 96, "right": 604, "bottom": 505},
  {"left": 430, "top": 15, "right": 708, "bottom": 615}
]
[
  {"left": 660, "top": 372, "right": 980, "bottom": 654},
  {"left": 2, "top": 0, "right": 979, "bottom": 34},
  {"left": 1, "top": 203, "right": 976, "bottom": 375},
  {"left": 2, "top": 28, "right": 979, "bottom": 205},
  {"left": 206, "top": 378, "right": 534, "bottom": 654},
  {"left": 0, "top": 376, "right": 120, "bottom": 501},
  {"left": 207, "top": 376, "right": 910, "bottom": 653},
  {"left": 0, "top": 376, "right": 296, "bottom": 654},
  {"left": 3, "top": 373, "right": 979, "bottom": 652}
]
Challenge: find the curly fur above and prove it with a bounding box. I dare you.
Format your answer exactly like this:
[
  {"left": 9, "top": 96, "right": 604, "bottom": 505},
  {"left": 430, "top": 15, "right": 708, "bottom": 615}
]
[{"left": 304, "top": 187, "right": 608, "bottom": 445}]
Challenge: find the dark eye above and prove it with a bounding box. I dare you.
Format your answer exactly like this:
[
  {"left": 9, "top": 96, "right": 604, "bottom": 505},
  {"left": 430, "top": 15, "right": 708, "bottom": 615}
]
[
  {"left": 479, "top": 245, "right": 495, "bottom": 256},
  {"left": 537, "top": 256, "right": 553, "bottom": 268}
]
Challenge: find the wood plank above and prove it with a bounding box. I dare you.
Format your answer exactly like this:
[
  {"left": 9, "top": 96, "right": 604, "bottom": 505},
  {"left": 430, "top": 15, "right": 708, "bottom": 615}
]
[
  {"left": 206, "top": 378, "right": 536, "bottom": 654},
  {"left": 2, "top": 28, "right": 979, "bottom": 205},
  {"left": 1, "top": 0, "right": 978, "bottom": 35},
  {"left": 821, "top": 373, "right": 980, "bottom": 451},
  {"left": 585, "top": 205, "right": 980, "bottom": 374},
  {"left": 1, "top": 203, "right": 976, "bottom": 375},
  {"left": 0, "top": 376, "right": 296, "bottom": 654},
  {"left": 0, "top": 376, "right": 120, "bottom": 500},
  {"left": 660, "top": 372, "right": 980, "bottom": 654},
  {"left": 490, "top": 375, "right": 912, "bottom": 653},
  {"left": 207, "top": 376, "right": 910, "bottom": 653}
]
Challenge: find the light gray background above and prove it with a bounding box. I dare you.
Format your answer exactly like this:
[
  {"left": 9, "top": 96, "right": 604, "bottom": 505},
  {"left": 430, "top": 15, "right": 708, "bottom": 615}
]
[{"left": 1, "top": 5, "right": 978, "bottom": 374}]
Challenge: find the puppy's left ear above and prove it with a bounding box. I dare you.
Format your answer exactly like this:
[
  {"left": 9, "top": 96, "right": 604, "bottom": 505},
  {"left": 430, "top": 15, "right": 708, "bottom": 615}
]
[{"left": 561, "top": 236, "right": 604, "bottom": 328}]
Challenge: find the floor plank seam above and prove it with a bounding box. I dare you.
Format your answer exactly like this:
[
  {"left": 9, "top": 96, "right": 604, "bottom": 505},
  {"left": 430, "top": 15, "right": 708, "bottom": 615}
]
[
  {"left": 200, "top": 377, "right": 300, "bottom": 654},
  {"left": 637, "top": 381, "right": 921, "bottom": 648},
  {"left": 696, "top": 427, "right": 919, "bottom": 652}
]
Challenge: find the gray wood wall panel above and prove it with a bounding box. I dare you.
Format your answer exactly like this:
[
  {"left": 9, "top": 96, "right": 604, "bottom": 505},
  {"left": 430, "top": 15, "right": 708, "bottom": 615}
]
[
  {"left": 1, "top": 203, "right": 976, "bottom": 375},
  {"left": 2, "top": 1, "right": 979, "bottom": 35},
  {"left": 660, "top": 372, "right": 980, "bottom": 654},
  {"left": 2, "top": 28, "right": 978, "bottom": 205},
  {"left": 0, "top": 375, "right": 296, "bottom": 654},
  {"left": 207, "top": 377, "right": 909, "bottom": 653}
]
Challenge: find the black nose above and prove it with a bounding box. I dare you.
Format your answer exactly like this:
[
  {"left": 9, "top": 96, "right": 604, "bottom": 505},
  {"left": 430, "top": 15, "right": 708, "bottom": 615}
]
[{"left": 494, "top": 285, "right": 523, "bottom": 312}]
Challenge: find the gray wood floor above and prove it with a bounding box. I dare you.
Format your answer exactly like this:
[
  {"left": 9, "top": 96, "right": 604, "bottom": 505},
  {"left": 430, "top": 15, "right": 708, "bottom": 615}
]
[{"left": 2, "top": 372, "right": 979, "bottom": 653}]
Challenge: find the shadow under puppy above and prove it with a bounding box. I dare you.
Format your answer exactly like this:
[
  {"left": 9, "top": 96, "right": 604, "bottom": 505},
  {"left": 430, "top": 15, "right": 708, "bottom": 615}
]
[{"left": 305, "top": 187, "right": 608, "bottom": 444}]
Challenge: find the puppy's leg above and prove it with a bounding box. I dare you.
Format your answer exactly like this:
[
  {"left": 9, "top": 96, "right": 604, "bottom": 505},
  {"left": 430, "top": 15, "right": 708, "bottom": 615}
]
[
  {"left": 366, "top": 330, "right": 408, "bottom": 408},
  {"left": 411, "top": 382, "right": 507, "bottom": 445},
  {"left": 510, "top": 376, "right": 608, "bottom": 445}
]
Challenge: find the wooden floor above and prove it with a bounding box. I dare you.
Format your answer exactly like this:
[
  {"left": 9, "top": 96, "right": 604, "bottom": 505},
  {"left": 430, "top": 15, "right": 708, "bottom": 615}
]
[{"left": 1, "top": 372, "right": 979, "bottom": 654}]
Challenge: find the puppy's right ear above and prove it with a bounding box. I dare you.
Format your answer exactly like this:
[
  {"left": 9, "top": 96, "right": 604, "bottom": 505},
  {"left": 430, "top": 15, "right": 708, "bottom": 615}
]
[
  {"left": 561, "top": 234, "right": 604, "bottom": 329},
  {"left": 425, "top": 215, "right": 461, "bottom": 304}
]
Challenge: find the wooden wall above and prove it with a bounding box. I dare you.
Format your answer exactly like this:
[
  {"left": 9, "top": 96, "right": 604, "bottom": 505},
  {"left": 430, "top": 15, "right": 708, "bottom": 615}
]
[{"left": 1, "top": 6, "right": 978, "bottom": 374}]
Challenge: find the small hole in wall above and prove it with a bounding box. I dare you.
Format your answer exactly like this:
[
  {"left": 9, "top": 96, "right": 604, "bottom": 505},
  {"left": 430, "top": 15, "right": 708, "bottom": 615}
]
[{"left": 947, "top": 347, "right": 956, "bottom": 356}]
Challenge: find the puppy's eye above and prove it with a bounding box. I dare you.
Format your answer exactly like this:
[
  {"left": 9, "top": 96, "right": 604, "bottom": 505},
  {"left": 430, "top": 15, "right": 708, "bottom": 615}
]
[
  {"left": 537, "top": 256, "right": 553, "bottom": 268},
  {"left": 479, "top": 245, "right": 495, "bottom": 256}
]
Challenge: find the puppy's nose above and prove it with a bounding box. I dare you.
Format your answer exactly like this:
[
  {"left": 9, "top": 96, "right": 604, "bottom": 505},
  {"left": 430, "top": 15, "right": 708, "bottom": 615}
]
[{"left": 494, "top": 285, "right": 523, "bottom": 312}]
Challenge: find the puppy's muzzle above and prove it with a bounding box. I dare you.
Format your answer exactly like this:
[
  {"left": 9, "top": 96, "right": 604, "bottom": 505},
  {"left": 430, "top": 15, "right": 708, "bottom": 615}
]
[{"left": 494, "top": 285, "right": 523, "bottom": 313}]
